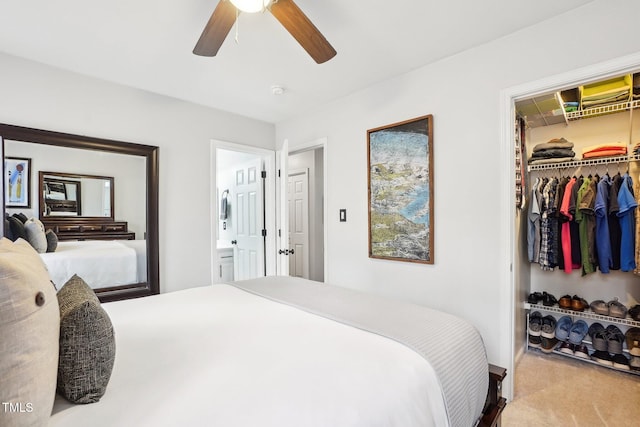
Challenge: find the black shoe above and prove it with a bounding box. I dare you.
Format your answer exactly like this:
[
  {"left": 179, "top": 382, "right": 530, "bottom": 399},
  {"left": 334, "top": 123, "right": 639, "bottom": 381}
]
[
  {"left": 527, "top": 292, "right": 543, "bottom": 304},
  {"left": 612, "top": 353, "right": 630, "bottom": 370},
  {"left": 528, "top": 335, "right": 542, "bottom": 348},
  {"left": 540, "top": 315, "right": 557, "bottom": 339},
  {"left": 542, "top": 292, "right": 558, "bottom": 307},
  {"left": 558, "top": 341, "right": 575, "bottom": 355},
  {"left": 629, "top": 304, "right": 640, "bottom": 321},
  {"left": 591, "top": 350, "right": 613, "bottom": 366}
]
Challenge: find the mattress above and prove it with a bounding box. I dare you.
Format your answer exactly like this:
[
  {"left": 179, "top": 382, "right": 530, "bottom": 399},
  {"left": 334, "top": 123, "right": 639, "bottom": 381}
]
[
  {"left": 49, "top": 278, "right": 488, "bottom": 426},
  {"left": 40, "top": 240, "right": 140, "bottom": 289}
]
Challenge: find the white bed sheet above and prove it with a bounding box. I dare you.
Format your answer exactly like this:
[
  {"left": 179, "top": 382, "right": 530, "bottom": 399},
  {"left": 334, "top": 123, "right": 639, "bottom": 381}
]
[
  {"left": 40, "top": 240, "right": 138, "bottom": 289},
  {"left": 49, "top": 284, "right": 448, "bottom": 427}
]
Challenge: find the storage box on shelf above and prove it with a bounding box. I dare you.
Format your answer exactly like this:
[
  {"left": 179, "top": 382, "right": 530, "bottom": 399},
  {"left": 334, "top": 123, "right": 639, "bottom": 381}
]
[{"left": 525, "top": 302, "right": 640, "bottom": 376}]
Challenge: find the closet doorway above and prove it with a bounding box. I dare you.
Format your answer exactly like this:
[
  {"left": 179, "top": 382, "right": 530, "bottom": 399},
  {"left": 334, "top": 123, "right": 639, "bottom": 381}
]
[
  {"left": 288, "top": 146, "right": 325, "bottom": 282},
  {"left": 501, "top": 52, "right": 640, "bottom": 400}
]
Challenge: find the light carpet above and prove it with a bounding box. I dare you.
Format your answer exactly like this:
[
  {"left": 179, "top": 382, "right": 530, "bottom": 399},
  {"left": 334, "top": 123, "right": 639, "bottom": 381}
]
[{"left": 502, "top": 350, "right": 640, "bottom": 426}]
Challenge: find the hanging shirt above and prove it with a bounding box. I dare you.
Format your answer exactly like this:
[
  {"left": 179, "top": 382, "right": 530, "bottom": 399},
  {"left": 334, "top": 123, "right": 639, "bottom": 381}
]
[
  {"left": 527, "top": 178, "right": 541, "bottom": 263},
  {"left": 576, "top": 177, "right": 595, "bottom": 275},
  {"left": 555, "top": 177, "right": 570, "bottom": 270},
  {"left": 559, "top": 177, "right": 577, "bottom": 273},
  {"left": 609, "top": 174, "right": 623, "bottom": 270},
  {"left": 617, "top": 173, "right": 637, "bottom": 272},
  {"left": 595, "top": 175, "right": 613, "bottom": 273},
  {"left": 570, "top": 177, "right": 583, "bottom": 268}
]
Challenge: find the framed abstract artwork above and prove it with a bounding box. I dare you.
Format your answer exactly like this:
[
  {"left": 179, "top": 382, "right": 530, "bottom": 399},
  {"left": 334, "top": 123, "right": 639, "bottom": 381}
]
[
  {"left": 367, "top": 115, "right": 434, "bottom": 264},
  {"left": 5, "top": 156, "right": 31, "bottom": 208}
]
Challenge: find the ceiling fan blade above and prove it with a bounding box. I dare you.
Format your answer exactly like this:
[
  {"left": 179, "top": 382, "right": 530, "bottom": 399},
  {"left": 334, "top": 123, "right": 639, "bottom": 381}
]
[
  {"left": 193, "top": 0, "right": 237, "bottom": 57},
  {"left": 269, "top": 0, "right": 336, "bottom": 64}
]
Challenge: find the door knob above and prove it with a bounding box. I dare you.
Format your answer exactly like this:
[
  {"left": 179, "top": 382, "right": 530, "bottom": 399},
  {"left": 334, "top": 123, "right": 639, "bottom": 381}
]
[
  {"left": 289, "top": 249, "right": 295, "bottom": 255},
  {"left": 278, "top": 249, "right": 289, "bottom": 255},
  {"left": 231, "top": 240, "right": 237, "bottom": 245}
]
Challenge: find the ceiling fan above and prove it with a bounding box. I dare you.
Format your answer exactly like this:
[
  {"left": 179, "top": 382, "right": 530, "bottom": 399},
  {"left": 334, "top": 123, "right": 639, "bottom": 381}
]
[{"left": 193, "top": 0, "right": 336, "bottom": 64}]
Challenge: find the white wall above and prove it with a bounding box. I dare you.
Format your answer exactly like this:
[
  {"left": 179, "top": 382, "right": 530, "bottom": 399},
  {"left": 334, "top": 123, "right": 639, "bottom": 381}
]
[
  {"left": 275, "top": 0, "right": 640, "bottom": 378},
  {"left": 0, "top": 52, "right": 275, "bottom": 293}
]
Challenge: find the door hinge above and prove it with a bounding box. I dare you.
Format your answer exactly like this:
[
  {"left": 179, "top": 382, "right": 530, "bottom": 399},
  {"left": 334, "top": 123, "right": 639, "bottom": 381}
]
[
  {"left": 278, "top": 169, "right": 281, "bottom": 178},
  {"left": 278, "top": 229, "right": 281, "bottom": 237},
  {"left": 261, "top": 170, "right": 266, "bottom": 179},
  {"left": 262, "top": 229, "right": 267, "bottom": 237}
]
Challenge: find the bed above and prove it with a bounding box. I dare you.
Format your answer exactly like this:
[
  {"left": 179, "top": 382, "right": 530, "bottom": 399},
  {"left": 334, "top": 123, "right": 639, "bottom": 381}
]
[
  {"left": 39, "top": 240, "right": 147, "bottom": 289},
  {"left": 48, "top": 276, "right": 504, "bottom": 427}
]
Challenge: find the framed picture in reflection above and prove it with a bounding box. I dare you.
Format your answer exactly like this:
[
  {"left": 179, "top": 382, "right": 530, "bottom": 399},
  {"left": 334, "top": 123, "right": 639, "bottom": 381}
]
[{"left": 5, "top": 157, "right": 31, "bottom": 208}]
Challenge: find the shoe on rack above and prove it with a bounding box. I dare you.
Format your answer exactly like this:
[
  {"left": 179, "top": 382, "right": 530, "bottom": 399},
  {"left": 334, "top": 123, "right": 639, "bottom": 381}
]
[
  {"left": 555, "top": 316, "right": 573, "bottom": 341},
  {"left": 591, "top": 350, "right": 613, "bottom": 366},
  {"left": 629, "top": 304, "right": 640, "bottom": 321},
  {"left": 568, "top": 320, "right": 589, "bottom": 345},
  {"left": 528, "top": 311, "right": 543, "bottom": 336},
  {"left": 588, "top": 322, "right": 608, "bottom": 352},
  {"left": 542, "top": 292, "right": 558, "bottom": 307},
  {"left": 612, "top": 353, "right": 631, "bottom": 370},
  {"left": 589, "top": 299, "right": 609, "bottom": 315},
  {"left": 527, "top": 292, "right": 543, "bottom": 304},
  {"left": 608, "top": 298, "right": 628, "bottom": 319},
  {"left": 540, "top": 336, "right": 558, "bottom": 354},
  {"left": 574, "top": 344, "right": 590, "bottom": 359},
  {"left": 571, "top": 295, "right": 588, "bottom": 312},
  {"left": 606, "top": 325, "right": 625, "bottom": 355},
  {"left": 558, "top": 340, "right": 575, "bottom": 355},
  {"left": 559, "top": 295, "right": 572, "bottom": 310},
  {"left": 540, "top": 315, "right": 557, "bottom": 339},
  {"left": 625, "top": 327, "right": 640, "bottom": 356},
  {"left": 528, "top": 335, "right": 542, "bottom": 348},
  {"left": 630, "top": 356, "right": 640, "bottom": 371}
]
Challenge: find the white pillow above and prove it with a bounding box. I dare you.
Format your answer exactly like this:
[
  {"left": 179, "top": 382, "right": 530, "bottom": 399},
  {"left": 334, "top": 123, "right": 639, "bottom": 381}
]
[
  {"left": 0, "top": 238, "right": 59, "bottom": 426},
  {"left": 24, "top": 217, "right": 47, "bottom": 253}
]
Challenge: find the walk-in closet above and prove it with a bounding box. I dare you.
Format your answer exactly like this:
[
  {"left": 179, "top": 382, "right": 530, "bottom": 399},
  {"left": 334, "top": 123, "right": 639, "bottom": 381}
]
[{"left": 515, "top": 71, "right": 640, "bottom": 375}]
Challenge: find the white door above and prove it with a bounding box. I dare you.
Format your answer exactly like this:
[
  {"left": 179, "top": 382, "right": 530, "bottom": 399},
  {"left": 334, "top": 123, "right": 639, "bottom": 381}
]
[
  {"left": 276, "top": 140, "right": 289, "bottom": 275},
  {"left": 288, "top": 169, "right": 309, "bottom": 278},
  {"left": 231, "top": 158, "right": 264, "bottom": 280}
]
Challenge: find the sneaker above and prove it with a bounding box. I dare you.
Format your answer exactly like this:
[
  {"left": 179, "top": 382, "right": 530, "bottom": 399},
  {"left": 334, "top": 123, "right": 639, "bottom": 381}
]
[
  {"left": 540, "top": 336, "right": 558, "bottom": 353},
  {"left": 528, "top": 335, "right": 542, "bottom": 348},
  {"left": 589, "top": 299, "right": 608, "bottom": 315},
  {"left": 630, "top": 356, "right": 640, "bottom": 371},
  {"left": 568, "top": 320, "right": 589, "bottom": 345},
  {"left": 555, "top": 316, "right": 573, "bottom": 341},
  {"left": 591, "top": 350, "right": 613, "bottom": 366},
  {"left": 625, "top": 327, "right": 640, "bottom": 356},
  {"left": 574, "top": 344, "right": 590, "bottom": 359},
  {"left": 540, "top": 315, "right": 557, "bottom": 339},
  {"left": 606, "top": 325, "right": 625, "bottom": 355},
  {"left": 612, "top": 353, "right": 630, "bottom": 370},
  {"left": 608, "top": 298, "right": 628, "bottom": 318},
  {"left": 558, "top": 340, "right": 575, "bottom": 355},
  {"left": 528, "top": 311, "right": 543, "bottom": 336},
  {"left": 588, "top": 322, "right": 608, "bottom": 352},
  {"left": 629, "top": 305, "right": 640, "bottom": 321}
]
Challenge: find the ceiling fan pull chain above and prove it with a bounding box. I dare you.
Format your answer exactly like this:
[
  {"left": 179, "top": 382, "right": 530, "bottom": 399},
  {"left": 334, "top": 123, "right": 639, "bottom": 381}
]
[{"left": 234, "top": 8, "right": 239, "bottom": 44}]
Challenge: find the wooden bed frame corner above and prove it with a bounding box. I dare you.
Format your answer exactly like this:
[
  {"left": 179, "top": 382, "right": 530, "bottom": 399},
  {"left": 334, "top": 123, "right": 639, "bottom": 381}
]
[{"left": 479, "top": 364, "right": 507, "bottom": 427}]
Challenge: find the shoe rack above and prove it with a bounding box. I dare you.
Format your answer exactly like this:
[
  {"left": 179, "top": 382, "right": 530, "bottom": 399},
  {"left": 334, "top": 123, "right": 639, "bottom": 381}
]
[{"left": 525, "top": 303, "right": 640, "bottom": 376}]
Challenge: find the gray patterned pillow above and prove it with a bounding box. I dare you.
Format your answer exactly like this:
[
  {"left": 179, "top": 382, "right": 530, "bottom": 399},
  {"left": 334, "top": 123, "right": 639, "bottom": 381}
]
[{"left": 57, "top": 275, "right": 115, "bottom": 403}]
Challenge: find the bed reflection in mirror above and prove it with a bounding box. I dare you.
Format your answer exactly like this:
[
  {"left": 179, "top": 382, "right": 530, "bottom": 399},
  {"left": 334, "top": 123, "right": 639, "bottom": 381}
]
[{"left": 1, "top": 125, "right": 159, "bottom": 302}]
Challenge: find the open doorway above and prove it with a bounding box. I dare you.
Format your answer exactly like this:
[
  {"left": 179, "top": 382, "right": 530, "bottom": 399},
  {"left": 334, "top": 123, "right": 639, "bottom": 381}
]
[
  {"left": 288, "top": 147, "right": 324, "bottom": 282},
  {"left": 212, "top": 141, "right": 276, "bottom": 283}
]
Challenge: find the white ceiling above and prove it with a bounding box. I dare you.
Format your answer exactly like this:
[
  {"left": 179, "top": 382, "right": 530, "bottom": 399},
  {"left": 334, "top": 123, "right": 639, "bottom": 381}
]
[{"left": 0, "top": 0, "right": 594, "bottom": 123}]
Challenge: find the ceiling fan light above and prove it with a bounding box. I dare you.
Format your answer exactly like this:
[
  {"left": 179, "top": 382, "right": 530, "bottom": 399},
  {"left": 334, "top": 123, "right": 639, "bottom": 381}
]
[{"left": 229, "top": 0, "right": 271, "bottom": 13}]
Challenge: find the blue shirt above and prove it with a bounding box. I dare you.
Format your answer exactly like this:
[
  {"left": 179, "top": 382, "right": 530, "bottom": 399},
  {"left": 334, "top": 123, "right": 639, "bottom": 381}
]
[
  {"left": 595, "top": 175, "right": 612, "bottom": 273},
  {"left": 617, "top": 174, "right": 637, "bottom": 272}
]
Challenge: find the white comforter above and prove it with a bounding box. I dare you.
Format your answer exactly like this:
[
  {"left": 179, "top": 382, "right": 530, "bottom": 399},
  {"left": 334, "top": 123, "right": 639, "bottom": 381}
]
[
  {"left": 49, "top": 284, "right": 449, "bottom": 427},
  {"left": 40, "top": 240, "right": 140, "bottom": 289}
]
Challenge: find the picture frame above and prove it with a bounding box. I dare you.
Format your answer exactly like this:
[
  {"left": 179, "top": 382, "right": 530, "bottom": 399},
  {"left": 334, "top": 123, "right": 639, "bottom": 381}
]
[
  {"left": 367, "top": 115, "right": 434, "bottom": 264},
  {"left": 5, "top": 157, "right": 31, "bottom": 208}
]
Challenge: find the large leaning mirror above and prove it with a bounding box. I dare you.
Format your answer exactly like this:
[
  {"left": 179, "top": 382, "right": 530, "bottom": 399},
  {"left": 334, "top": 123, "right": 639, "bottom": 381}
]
[{"left": 1, "top": 123, "right": 159, "bottom": 302}]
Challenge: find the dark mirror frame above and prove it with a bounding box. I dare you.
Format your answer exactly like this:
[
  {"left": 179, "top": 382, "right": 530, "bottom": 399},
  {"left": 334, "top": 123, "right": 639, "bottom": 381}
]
[
  {"left": 0, "top": 123, "right": 159, "bottom": 302},
  {"left": 40, "top": 171, "right": 115, "bottom": 219}
]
